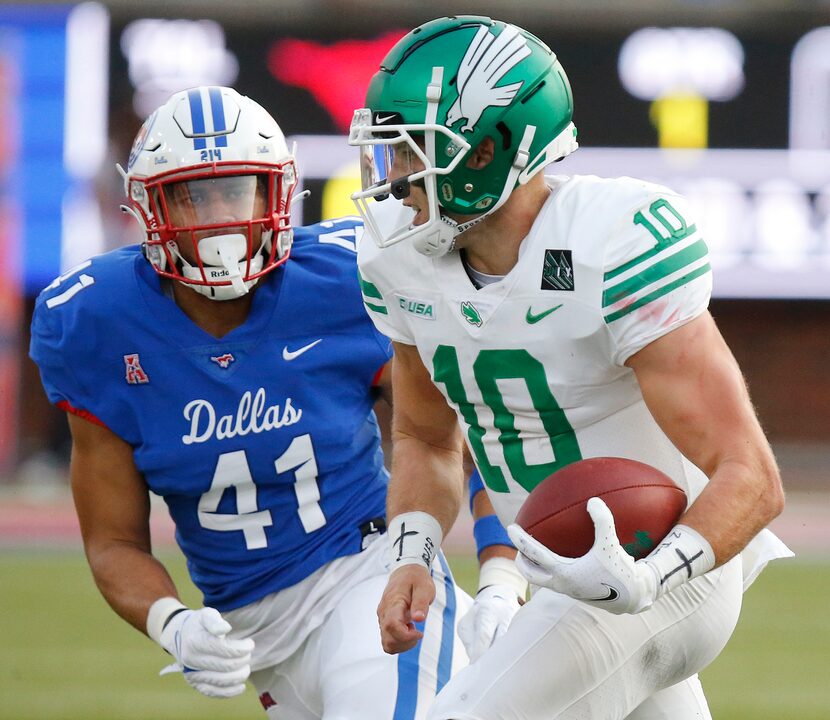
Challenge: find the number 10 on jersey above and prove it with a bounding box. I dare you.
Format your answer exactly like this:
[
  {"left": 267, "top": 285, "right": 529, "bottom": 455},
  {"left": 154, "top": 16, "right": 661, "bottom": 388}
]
[{"left": 433, "top": 345, "right": 582, "bottom": 494}]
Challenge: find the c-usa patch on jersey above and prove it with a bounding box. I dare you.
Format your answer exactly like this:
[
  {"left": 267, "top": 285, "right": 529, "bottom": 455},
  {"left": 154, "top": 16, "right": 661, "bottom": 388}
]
[
  {"left": 541, "top": 249, "right": 574, "bottom": 291},
  {"left": 395, "top": 294, "right": 437, "bottom": 321}
]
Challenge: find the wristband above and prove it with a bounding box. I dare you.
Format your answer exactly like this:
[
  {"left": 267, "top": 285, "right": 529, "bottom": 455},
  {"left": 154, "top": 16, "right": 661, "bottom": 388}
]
[
  {"left": 146, "top": 597, "right": 188, "bottom": 645},
  {"left": 473, "top": 514, "right": 515, "bottom": 558},
  {"left": 387, "top": 512, "right": 443, "bottom": 571},
  {"left": 477, "top": 556, "right": 528, "bottom": 599},
  {"left": 643, "top": 524, "right": 716, "bottom": 599},
  {"left": 468, "top": 470, "right": 486, "bottom": 513}
]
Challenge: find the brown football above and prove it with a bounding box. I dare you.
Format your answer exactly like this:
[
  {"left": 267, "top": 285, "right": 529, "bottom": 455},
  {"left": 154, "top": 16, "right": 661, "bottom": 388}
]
[{"left": 514, "top": 457, "right": 687, "bottom": 559}]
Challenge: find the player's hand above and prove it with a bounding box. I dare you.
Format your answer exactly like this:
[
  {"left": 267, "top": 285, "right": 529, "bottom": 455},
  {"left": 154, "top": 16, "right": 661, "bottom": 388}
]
[
  {"left": 457, "top": 584, "right": 522, "bottom": 662},
  {"left": 159, "top": 607, "right": 254, "bottom": 698},
  {"left": 377, "top": 564, "right": 435, "bottom": 654},
  {"left": 507, "top": 497, "right": 659, "bottom": 615}
]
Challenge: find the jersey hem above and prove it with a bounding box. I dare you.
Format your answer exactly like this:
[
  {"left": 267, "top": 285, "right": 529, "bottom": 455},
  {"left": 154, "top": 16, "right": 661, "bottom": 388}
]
[{"left": 56, "top": 399, "right": 107, "bottom": 429}]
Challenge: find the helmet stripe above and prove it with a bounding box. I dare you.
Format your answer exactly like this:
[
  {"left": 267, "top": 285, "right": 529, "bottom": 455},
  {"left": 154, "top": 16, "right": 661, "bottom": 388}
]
[
  {"left": 208, "top": 86, "right": 228, "bottom": 148},
  {"left": 187, "top": 88, "right": 208, "bottom": 150}
]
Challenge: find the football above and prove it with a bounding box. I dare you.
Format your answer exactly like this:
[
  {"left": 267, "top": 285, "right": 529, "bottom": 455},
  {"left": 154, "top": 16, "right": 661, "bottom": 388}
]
[{"left": 514, "top": 457, "right": 687, "bottom": 560}]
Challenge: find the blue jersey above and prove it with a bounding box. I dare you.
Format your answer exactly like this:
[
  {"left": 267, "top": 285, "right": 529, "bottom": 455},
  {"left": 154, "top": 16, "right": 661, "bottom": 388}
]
[{"left": 30, "top": 218, "right": 392, "bottom": 611}]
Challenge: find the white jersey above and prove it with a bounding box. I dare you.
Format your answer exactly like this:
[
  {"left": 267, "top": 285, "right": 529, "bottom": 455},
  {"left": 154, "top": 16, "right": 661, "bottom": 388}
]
[{"left": 358, "top": 175, "right": 790, "bottom": 586}]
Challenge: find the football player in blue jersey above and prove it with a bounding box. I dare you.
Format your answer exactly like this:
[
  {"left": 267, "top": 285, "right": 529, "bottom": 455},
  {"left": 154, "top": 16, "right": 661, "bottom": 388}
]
[{"left": 29, "top": 87, "right": 527, "bottom": 718}]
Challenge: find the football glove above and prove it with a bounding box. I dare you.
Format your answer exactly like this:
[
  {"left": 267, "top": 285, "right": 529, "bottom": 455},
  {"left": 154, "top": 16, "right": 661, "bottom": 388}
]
[
  {"left": 507, "top": 497, "right": 661, "bottom": 615},
  {"left": 158, "top": 607, "right": 254, "bottom": 698},
  {"left": 457, "top": 557, "right": 526, "bottom": 661},
  {"left": 458, "top": 584, "right": 522, "bottom": 661}
]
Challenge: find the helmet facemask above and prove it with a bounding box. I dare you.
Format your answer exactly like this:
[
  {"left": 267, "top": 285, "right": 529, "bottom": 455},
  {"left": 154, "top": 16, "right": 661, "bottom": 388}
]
[
  {"left": 350, "top": 102, "right": 472, "bottom": 257},
  {"left": 137, "top": 165, "right": 295, "bottom": 300}
]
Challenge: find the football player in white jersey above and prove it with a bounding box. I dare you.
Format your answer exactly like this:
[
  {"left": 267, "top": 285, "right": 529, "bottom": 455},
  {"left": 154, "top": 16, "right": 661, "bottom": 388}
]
[
  {"left": 349, "top": 16, "right": 792, "bottom": 720},
  {"left": 29, "top": 86, "right": 523, "bottom": 719}
]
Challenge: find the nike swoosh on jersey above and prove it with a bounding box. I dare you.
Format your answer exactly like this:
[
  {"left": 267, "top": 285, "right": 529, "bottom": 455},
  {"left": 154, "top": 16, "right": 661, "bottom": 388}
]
[
  {"left": 282, "top": 339, "right": 323, "bottom": 361},
  {"left": 525, "top": 304, "right": 563, "bottom": 324}
]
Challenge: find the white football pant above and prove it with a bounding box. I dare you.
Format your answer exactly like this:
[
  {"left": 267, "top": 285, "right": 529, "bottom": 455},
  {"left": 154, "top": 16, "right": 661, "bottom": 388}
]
[
  {"left": 427, "top": 555, "right": 742, "bottom": 720},
  {"left": 240, "top": 539, "right": 471, "bottom": 719}
]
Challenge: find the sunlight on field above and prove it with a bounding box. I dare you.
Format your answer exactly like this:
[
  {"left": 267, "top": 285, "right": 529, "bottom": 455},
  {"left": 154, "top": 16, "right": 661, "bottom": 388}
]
[{"left": 0, "top": 550, "right": 824, "bottom": 720}]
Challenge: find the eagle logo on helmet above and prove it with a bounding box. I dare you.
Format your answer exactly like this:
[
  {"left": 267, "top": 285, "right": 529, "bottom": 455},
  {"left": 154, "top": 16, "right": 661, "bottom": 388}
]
[{"left": 446, "top": 24, "right": 531, "bottom": 133}]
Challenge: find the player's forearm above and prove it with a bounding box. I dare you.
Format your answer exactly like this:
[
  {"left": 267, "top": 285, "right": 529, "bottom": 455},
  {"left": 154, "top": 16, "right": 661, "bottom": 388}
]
[
  {"left": 680, "top": 454, "right": 784, "bottom": 566},
  {"left": 85, "top": 540, "right": 180, "bottom": 635},
  {"left": 388, "top": 431, "right": 465, "bottom": 535},
  {"left": 471, "top": 481, "right": 516, "bottom": 562}
]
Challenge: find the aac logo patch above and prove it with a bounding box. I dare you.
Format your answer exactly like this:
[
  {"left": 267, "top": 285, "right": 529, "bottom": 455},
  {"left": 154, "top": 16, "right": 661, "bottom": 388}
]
[{"left": 124, "top": 353, "right": 149, "bottom": 384}]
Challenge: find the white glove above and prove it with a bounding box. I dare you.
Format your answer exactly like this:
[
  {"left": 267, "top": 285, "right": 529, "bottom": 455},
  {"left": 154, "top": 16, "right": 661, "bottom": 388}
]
[
  {"left": 157, "top": 606, "right": 254, "bottom": 698},
  {"left": 507, "top": 497, "right": 660, "bottom": 615},
  {"left": 457, "top": 556, "right": 526, "bottom": 661},
  {"left": 457, "top": 584, "right": 522, "bottom": 661}
]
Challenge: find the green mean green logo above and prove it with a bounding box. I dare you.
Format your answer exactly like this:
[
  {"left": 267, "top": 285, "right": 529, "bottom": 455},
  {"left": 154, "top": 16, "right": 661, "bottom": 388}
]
[
  {"left": 461, "top": 301, "right": 483, "bottom": 326},
  {"left": 623, "top": 530, "right": 656, "bottom": 559}
]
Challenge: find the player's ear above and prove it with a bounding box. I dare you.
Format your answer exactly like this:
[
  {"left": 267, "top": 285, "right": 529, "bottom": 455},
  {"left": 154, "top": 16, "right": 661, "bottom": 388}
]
[{"left": 466, "top": 137, "right": 495, "bottom": 170}]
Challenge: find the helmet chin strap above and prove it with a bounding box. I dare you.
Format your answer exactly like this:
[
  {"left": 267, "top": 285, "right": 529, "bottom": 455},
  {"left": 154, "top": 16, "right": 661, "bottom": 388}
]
[
  {"left": 179, "top": 233, "right": 262, "bottom": 301},
  {"left": 412, "top": 214, "right": 461, "bottom": 257}
]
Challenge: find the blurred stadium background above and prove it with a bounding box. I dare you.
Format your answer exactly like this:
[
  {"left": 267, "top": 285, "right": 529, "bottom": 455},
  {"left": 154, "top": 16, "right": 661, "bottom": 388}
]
[{"left": 0, "top": 1, "right": 828, "bottom": 718}]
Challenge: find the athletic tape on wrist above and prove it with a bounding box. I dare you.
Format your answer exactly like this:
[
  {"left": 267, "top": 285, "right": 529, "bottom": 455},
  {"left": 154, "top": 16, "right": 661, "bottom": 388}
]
[
  {"left": 473, "top": 514, "right": 515, "bottom": 558},
  {"left": 146, "top": 597, "right": 188, "bottom": 645},
  {"left": 477, "top": 556, "right": 528, "bottom": 598},
  {"left": 644, "top": 524, "right": 716, "bottom": 598},
  {"left": 387, "top": 512, "right": 443, "bottom": 571}
]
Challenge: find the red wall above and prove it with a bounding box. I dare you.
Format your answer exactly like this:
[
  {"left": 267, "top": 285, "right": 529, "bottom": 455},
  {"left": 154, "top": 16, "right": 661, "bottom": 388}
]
[{"left": 711, "top": 299, "right": 830, "bottom": 440}]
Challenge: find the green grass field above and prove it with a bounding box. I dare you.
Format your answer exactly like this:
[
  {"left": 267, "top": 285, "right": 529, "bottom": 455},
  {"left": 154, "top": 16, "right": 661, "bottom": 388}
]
[{"left": 0, "top": 549, "right": 826, "bottom": 719}]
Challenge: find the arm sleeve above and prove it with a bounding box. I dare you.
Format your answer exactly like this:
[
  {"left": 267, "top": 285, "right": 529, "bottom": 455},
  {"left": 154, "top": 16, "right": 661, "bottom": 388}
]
[{"left": 602, "top": 192, "right": 712, "bottom": 365}]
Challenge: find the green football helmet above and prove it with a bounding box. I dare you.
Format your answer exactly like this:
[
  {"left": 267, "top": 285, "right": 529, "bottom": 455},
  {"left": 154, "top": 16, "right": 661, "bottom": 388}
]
[{"left": 349, "top": 15, "right": 578, "bottom": 256}]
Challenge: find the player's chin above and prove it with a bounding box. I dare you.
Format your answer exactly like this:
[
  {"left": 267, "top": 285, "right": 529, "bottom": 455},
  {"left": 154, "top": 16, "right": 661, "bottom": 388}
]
[{"left": 408, "top": 206, "right": 428, "bottom": 226}]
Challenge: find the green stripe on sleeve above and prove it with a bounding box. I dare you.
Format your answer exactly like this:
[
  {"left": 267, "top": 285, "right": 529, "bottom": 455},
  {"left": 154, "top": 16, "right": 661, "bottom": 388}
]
[
  {"left": 357, "top": 270, "right": 384, "bottom": 300},
  {"left": 604, "top": 263, "right": 711, "bottom": 323},
  {"left": 363, "top": 300, "right": 388, "bottom": 315},
  {"left": 603, "top": 239, "right": 708, "bottom": 308},
  {"left": 604, "top": 223, "right": 698, "bottom": 282}
]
